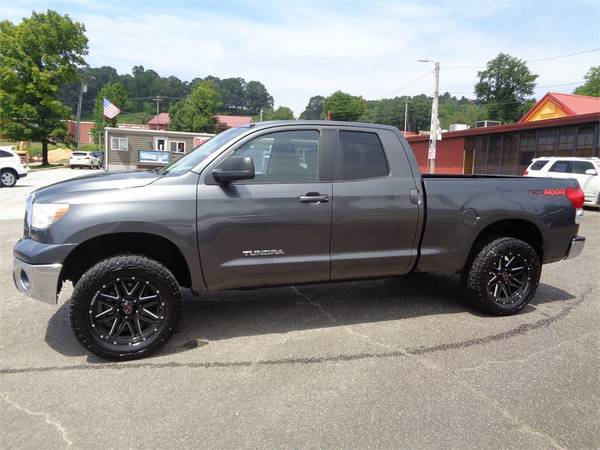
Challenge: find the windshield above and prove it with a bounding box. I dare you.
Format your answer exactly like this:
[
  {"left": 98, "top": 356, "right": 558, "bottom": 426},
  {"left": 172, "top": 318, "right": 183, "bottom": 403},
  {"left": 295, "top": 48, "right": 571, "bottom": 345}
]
[{"left": 160, "top": 126, "right": 250, "bottom": 175}]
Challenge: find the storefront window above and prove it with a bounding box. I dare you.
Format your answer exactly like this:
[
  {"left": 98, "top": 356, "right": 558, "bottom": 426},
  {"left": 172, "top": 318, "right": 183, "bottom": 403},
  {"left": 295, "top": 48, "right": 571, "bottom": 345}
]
[
  {"left": 558, "top": 127, "right": 576, "bottom": 156},
  {"left": 473, "top": 136, "right": 487, "bottom": 174},
  {"left": 487, "top": 135, "right": 502, "bottom": 174},
  {"left": 519, "top": 131, "right": 536, "bottom": 172},
  {"left": 575, "top": 125, "right": 595, "bottom": 157},
  {"left": 537, "top": 129, "right": 557, "bottom": 157},
  {"left": 500, "top": 133, "right": 519, "bottom": 175}
]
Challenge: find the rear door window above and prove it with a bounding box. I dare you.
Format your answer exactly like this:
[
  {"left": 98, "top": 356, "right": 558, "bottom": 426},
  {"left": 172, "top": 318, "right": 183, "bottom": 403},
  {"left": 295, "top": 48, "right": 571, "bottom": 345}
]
[
  {"left": 529, "top": 160, "right": 549, "bottom": 171},
  {"left": 549, "top": 161, "right": 572, "bottom": 173},
  {"left": 338, "top": 131, "right": 388, "bottom": 180},
  {"left": 0, "top": 150, "right": 12, "bottom": 158}
]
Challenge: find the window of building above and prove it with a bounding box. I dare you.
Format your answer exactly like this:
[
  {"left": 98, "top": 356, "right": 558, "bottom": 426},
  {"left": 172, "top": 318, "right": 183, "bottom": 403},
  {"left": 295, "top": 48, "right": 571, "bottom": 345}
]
[
  {"left": 338, "top": 131, "right": 388, "bottom": 180},
  {"left": 575, "top": 125, "right": 594, "bottom": 157},
  {"left": 170, "top": 141, "right": 186, "bottom": 154},
  {"left": 155, "top": 137, "right": 167, "bottom": 151},
  {"left": 111, "top": 137, "right": 128, "bottom": 151},
  {"left": 473, "top": 136, "right": 487, "bottom": 174},
  {"left": 486, "top": 135, "right": 502, "bottom": 174},
  {"left": 231, "top": 130, "right": 319, "bottom": 183},
  {"left": 537, "top": 129, "right": 557, "bottom": 157},
  {"left": 500, "top": 133, "right": 519, "bottom": 175},
  {"left": 518, "top": 132, "right": 536, "bottom": 172},
  {"left": 558, "top": 127, "right": 576, "bottom": 156}
]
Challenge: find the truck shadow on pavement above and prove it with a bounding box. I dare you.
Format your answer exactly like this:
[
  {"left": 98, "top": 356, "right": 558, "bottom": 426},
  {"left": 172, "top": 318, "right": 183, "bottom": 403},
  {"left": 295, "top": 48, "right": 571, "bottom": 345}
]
[{"left": 44, "top": 273, "right": 576, "bottom": 361}]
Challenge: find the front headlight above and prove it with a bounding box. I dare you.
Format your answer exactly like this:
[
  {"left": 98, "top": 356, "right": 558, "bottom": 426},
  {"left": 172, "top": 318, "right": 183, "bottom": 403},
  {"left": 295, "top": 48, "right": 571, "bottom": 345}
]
[{"left": 31, "top": 203, "right": 70, "bottom": 229}]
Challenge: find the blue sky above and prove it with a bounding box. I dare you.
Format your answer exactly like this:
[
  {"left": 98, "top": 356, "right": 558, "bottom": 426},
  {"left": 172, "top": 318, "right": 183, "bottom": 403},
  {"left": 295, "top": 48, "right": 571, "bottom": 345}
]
[{"left": 3, "top": 0, "right": 599, "bottom": 115}]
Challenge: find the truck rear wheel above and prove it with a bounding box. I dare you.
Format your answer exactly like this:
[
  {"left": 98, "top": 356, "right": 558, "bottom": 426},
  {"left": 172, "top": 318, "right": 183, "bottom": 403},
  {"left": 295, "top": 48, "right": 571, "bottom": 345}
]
[
  {"left": 69, "top": 255, "right": 181, "bottom": 360},
  {"left": 463, "top": 237, "right": 541, "bottom": 315}
]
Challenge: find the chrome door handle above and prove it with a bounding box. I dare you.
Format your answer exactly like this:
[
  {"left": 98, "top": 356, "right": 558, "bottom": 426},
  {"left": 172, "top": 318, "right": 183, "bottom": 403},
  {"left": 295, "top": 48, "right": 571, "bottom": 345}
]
[{"left": 299, "top": 192, "right": 330, "bottom": 203}]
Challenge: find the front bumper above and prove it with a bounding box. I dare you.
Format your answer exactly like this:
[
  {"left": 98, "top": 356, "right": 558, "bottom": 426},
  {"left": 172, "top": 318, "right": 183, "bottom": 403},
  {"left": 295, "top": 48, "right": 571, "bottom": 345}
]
[
  {"left": 564, "top": 236, "right": 585, "bottom": 260},
  {"left": 12, "top": 257, "right": 61, "bottom": 304}
]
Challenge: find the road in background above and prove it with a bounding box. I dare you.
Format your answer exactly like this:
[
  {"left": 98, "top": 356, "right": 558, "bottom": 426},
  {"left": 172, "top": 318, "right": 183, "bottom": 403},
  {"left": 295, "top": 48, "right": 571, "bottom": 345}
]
[{"left": 0, "top": 172, "right": 598, "bottom": 449}]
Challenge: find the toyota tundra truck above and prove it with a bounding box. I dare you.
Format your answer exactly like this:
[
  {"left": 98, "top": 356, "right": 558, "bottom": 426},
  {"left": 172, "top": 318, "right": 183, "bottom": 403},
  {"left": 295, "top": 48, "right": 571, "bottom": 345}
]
[{"left": 13, "top": 121, "right": 586, "bottom": 360}]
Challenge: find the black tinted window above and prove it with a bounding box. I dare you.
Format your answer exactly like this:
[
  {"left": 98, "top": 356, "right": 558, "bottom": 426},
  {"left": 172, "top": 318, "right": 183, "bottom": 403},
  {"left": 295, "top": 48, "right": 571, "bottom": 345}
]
[
  {"left": 572, "top": 161, "right": 594, "bottom": 174},
  {"left": 339, "top": 131, "right": 388, "bottom": 180},
  {"left": 0, "top": 150, "right": 11, "bottom": 158},
  {"left": 550, "top": 161, "right": 572, "bottom": 173},
  {"left": 530, "top": 160, "right": 548, "bottom": 170},
  {"left": 233, "top": 130, "right": 320, "bottom": 183}
]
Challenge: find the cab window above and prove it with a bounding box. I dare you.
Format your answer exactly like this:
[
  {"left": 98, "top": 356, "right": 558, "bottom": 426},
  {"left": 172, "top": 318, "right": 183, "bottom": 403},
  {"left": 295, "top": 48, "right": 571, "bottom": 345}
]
[{"left": 232, "top": 130, "right": 320, "bottom": 183}]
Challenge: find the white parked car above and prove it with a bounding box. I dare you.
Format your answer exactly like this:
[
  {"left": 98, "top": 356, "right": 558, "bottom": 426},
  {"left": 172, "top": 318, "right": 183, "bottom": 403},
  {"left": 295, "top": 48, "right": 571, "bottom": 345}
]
[
  {"left": 0, "top": 146, "right": 28, "bottom": 187},
  {"left": 69, "top": 151, "right": 102, "bottom": 169},
  {"left": 524, "top": 157, "right": 600, "bottom": 207}
]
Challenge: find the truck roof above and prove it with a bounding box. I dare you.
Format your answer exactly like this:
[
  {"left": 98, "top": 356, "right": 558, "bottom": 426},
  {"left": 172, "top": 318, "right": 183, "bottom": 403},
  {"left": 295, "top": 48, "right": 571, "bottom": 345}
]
[{"left": 245, "top": 120, "right": 401, "bottom": 133}]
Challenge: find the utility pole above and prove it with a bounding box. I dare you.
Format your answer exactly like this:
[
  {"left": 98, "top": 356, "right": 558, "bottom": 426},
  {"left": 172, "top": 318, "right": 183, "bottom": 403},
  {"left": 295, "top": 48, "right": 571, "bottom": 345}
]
[
  {"left": 75, "top": 78, "right": 88, "bottom": 152},
  {"left": 418, "top": 59, "right": 440, "bottom": 173},
  {"left": 403, "top": 98, "right": 410, "bottom": 134},
  {"left": 152, "top": 96, "right": 166, "bottom": 130}
]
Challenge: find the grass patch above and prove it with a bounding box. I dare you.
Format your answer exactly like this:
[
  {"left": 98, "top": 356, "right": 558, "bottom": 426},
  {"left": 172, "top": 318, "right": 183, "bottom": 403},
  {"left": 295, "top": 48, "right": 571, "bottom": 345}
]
[
  {"left": 118, "top": 111, "right": 152, "bottom": 125},
  {"left": 0, "top": 141, "right": 61, "bottom": 157}
]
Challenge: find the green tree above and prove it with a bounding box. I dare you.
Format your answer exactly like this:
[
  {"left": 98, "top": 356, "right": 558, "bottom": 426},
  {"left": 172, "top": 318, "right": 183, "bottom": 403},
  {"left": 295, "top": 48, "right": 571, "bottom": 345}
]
[
  {"left": 474, "top": 53, "right": 538, "bottom": 123},
  {"left": 0, "top": 10, "right": 88, "bottom": 164},
  {"left": 323, "top": 91, "right": 368, "bottom": 121},
  {"left": 299, "top": 95, "right": 325, "bottom": 120},
  {"left": 245, "top": 80, "right": 274, "bottom": 114},
  {"left": 91, "top": 82, "right": 127, "bottom": 144},
  {"left": 574, "top": 66, "right": 600, "bottom": 97},
  {"left": 264, "top": 106, "right": 295, "bottom": 120},
  {"left": 169, "top": 80, "right": 218, "bottom": 132}
]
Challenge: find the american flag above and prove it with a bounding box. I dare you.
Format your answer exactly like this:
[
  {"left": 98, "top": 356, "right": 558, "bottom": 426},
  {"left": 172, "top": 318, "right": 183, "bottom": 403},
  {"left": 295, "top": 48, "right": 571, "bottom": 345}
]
[{"left": 103, "top": 98, "right": 121, "bottom": 119}]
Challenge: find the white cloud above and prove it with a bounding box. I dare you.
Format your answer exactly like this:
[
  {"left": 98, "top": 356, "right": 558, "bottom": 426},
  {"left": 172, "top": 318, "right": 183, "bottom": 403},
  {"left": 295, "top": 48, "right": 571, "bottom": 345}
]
[{"left": 2, "top": 0, "right": 598, "bottom": 115}]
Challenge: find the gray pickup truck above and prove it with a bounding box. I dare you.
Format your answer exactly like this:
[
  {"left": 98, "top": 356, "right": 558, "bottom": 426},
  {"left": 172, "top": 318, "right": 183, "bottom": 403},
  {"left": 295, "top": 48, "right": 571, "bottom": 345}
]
[{"left": 13, "top": 121, "right": 586, "bottom": 360}]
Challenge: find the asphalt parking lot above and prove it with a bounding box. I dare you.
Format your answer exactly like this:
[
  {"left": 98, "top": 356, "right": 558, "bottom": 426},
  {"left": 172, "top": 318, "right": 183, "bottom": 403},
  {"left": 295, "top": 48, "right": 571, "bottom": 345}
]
[{"left": 1, "top": 170, "right": 598, "bottom": 449}]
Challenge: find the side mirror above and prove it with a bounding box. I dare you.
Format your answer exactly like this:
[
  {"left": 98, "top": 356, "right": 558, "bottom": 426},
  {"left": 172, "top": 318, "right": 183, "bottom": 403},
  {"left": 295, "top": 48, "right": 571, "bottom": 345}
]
[
  {"left": 585, "top": 168, "right": 597, "bottom": 176},
  {"left": 212, "top": 156, "right": 255, "bottom": 184}
]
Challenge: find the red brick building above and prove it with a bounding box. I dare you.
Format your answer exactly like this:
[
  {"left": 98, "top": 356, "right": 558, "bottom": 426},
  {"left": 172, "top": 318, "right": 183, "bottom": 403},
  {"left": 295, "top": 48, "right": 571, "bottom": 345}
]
[
  {"left": 66, "top": 120, "right": 94, "bottom": 144},
  {"left": 407, "top": 93, "right": 600, "bottom": 175}
]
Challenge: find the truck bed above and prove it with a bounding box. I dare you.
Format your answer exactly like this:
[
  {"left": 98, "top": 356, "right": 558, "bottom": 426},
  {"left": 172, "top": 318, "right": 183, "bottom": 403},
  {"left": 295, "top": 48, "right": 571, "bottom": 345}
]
[{"left": 415, "top": 174, "right": 581, "bottom": 274}]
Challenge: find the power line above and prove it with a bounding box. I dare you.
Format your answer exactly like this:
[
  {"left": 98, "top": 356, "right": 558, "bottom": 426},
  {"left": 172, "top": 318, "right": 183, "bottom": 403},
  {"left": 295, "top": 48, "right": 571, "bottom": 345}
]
[
  {"left": 444, "top": 47, "right": 600, "bottom": 70},
  {"left": 447, "top": 80, "right": 584, "bottom": 96},
  {"left": 381, "top": 69, "right": 433, "bottom": 98}
]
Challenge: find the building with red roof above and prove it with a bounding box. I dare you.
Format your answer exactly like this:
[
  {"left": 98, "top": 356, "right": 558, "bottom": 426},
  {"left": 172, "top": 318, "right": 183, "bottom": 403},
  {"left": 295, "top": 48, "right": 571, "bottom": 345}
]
[
  {"left": 520, "top": 92, "right": 600, "bottom": 123},
  {"left": 148, "top": 112, "right": 170, "bottom": 130},
  {"left": 146, "top": 113, "right": 253, "bottom": 132},
  {"left": 406, "top": 92, "right": 600, "bottom": 175}
]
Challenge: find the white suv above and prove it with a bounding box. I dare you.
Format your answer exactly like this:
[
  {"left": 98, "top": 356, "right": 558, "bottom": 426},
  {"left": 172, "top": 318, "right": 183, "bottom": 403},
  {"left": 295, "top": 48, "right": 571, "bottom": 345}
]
[
  {"left": 69, "top": 151, "right": 102, "bottom": 169},
  {"left": 0, "top": 146, "right": 28, "bottom": 187},
  {"left": 524, "top": 157, "right": 600, "bottom": 207}
]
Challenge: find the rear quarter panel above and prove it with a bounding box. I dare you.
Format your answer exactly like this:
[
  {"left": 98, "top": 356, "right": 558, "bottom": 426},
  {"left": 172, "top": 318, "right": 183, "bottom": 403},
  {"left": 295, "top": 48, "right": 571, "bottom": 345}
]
[{"left": 416, "top": 176, "right": 580, "bottom": 273}]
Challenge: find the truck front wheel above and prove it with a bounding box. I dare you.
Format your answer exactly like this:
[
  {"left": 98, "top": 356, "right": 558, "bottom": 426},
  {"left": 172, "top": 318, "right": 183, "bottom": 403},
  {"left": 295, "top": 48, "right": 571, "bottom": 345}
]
[
  {"left": 69, "top": 255, "right": 182, "bottom": 360},
  {"left": 464, "top": 237, "right": 541, "bottom": 315}
]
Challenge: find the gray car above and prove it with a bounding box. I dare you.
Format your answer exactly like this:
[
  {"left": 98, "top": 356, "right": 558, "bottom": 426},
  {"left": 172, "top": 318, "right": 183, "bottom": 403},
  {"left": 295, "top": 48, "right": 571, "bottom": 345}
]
[{"left": 13, "top": 121, "right": 585, "bottom": 360}]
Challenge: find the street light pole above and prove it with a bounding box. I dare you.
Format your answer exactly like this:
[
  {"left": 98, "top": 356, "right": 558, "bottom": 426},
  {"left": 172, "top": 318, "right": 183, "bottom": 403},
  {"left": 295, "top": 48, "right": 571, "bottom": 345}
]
[
  {"left": 75, "top": 78, "right": 88, "bottom": 153},
  {"left": 403, "top": 98, "right": 410, "bottom": 134},
  {"left": 418, "top": 59, "right": 440, "bottom": 174}
]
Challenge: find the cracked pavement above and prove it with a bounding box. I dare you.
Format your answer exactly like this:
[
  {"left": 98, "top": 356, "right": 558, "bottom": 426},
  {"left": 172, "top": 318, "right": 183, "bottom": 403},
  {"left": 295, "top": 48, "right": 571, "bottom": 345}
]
[{"left": 0, "top": 172, "right": 598, "bottom": 449}]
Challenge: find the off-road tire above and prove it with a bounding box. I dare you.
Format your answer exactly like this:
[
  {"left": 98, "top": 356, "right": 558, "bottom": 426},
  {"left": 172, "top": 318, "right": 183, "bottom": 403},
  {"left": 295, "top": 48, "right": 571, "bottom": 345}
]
[
  {"left": 69, "top": 255, "right": 182, "bottom": 360},
  {"left": 463, "top": 237, "right": 541, "bottom": 315}
]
